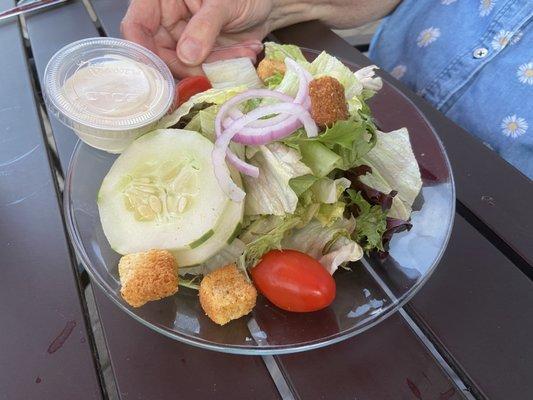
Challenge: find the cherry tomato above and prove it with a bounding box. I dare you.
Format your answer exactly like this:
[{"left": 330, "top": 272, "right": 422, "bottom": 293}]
[
  {"left": 173, "top": 76, "right": 212, "bottom": 109},
  {"left": 251, "top": 250, "right": 336, "bottom": 312}
]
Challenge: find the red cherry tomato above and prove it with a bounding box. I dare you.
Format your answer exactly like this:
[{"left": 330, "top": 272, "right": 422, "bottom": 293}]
[
  {"left": 251, "top": 250, "right": 336, "bottom": 312},
  {"left": 173, "top": 76, "right": 212, "bottom": 109}
]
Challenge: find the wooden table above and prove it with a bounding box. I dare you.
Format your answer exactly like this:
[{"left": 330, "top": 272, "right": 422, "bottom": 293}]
[{"left": 1, "top": 1, "right": 532, "bottom": 399}]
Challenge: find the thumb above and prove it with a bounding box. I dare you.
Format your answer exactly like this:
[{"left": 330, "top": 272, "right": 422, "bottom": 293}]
[{"left": 177, "top": 4, "right": 228, "bottom": 66}]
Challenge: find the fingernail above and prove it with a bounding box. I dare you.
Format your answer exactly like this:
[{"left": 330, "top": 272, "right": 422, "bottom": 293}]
[{"left": 178, "top": 38, "right": 201, "bottom": 65}]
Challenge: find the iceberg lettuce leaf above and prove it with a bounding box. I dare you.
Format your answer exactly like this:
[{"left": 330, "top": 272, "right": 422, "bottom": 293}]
[
  {"left": 309, "top": 51, "right": 363, "bottom": 100},
  {"left": 202, "top": 57, "right": 262, "bottom": 89},
  {"left": 283, "top": 119, "right": 377, "bottom": 173},
  {"left": 264, "top": 42, "right": 307, "bottom": 63},
  {"left": 157, "top": 86, "right": 246, "bottom": 129},
  {"left": 244, "top": 143, "right": 312, "bottom": 216},
  {"left": 357, "top": 128, "right": 422, "bottom": 220},
  {"left": 281, "top": 218, "right": 362, "bottom": 274},
  {"left": 240, "top": 214, "right": 301, "bottom": 267}
]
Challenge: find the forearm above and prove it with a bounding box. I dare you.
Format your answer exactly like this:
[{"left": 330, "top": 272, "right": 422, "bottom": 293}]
[{"left": 268, "top": 0, "right": 401, "bottom": 31}]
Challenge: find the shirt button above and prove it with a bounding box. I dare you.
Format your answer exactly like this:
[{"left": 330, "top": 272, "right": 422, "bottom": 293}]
[{"left": 473, "top": 47, "right": 489, "bottom": 59}]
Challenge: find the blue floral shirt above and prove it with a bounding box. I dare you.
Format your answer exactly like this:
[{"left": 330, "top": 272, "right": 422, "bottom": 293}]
[{"left": 369, "top": 0, "right": 532, "bottom": 179}]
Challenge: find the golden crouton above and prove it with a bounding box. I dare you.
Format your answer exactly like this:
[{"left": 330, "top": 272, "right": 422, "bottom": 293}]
[
  {"left": 118, "top": 249, "right": 178, "bottom": 308},
  {"left": 309, "top": 76, "right": 349, "bottom": 126},
  {"left": 257, "top": 59, "right": 286, "bottom": 82},
  {"left": 199, "top": 264, "right": 257, "bottom": 325}
]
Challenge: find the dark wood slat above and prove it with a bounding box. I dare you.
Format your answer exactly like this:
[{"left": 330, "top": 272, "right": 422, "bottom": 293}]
[
  {"left": 410, "top": 215, "right": 533, "bottom": 399},
  {"left": 89, "top": 0, "right": 128, "bottom": 38},
  {"left": 279, "top": 313, "right": 464, "bottom": 400},
  {"left": 92, "top": 289, "right": 281, "bottom": 400},
  {"left": 272, "top": 21, "right": 533, "bottom": 269},
  {"left": 0, "top": 2, "right": 102, "bottom": 398},
  {"left": 25, "top": 0, "right": 100, "bottom": 172}
]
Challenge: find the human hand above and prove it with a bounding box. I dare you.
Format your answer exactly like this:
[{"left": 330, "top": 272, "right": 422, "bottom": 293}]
[{"left": 121, "top": 0, "right": 274, "bottom": 77}]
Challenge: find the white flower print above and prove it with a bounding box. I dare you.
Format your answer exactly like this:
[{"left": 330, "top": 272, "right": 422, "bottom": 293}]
[
  {"left": 441, "top": 0, "right": 457, "bottom": 4},
  {"left": 417, "top": 27, "right": 441, "bottom": 48},
  {"left": 479, "top": 0, "right": 495, "bottom": 17},
  {"left": 501, "top": 115, "right": 528, "bottom": 138},
  {"left": 517, "top": 62, "right": 533, "bottom": 85},
  {"left": 390, "top": 64, "right": 407, "bottom": 79},
  {"left": 511, "top": 30, "right": 523, "bottom": 45},
  {"left": 491, "top": 30, "right": 512, "bottom": 51}
]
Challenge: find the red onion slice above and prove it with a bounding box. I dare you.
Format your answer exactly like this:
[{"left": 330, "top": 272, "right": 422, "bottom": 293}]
[
  {"left": 285, "top": 58, "right": 310, "bottom": 107},
  {"left": 213, "top": 130, "right": 246, "bottom": 202},
  {"left": 215, "top": 90, "right": 292, "bottom": 177},
  {"left": 212, "top": 67, "right": 318, "bottom": 199},
  {"left": 222, "top": 61, "right": 312, "bottom": 130},
  {"left": 215, "top": 89, "right": 295, "bottom": 138},
  {"left": 226, "top": 150, "right": 259, "bottom": 178},
  {"left": 227, "top": 103, "right": 317, "bottom": 145}
]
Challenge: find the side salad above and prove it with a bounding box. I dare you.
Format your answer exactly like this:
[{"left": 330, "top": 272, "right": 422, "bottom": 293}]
[{"left": 97, "top": 43, "right": 422, "bottom": 325}]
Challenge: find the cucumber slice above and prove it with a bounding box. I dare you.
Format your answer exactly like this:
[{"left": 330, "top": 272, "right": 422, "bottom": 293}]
[
  {"left": 172, "top": 173, "right": 244, "bottom": 267},
  {"left": 98, "top": 129, "right": 231, "bottom": 254}
]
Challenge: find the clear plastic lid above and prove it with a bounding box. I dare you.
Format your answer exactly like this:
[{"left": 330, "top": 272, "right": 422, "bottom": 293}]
[{"left": 43, "top": 38, "right": 175, "bottom": 132}]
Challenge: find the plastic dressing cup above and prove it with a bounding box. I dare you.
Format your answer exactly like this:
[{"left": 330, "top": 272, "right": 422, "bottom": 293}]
[{"left": 43, "top": 38, "right": 175, "bottom": 153}]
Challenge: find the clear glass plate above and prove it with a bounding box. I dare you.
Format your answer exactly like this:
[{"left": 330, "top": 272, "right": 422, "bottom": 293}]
[{"left": 64, "top": 49, "right": 455, "bottom": 355}]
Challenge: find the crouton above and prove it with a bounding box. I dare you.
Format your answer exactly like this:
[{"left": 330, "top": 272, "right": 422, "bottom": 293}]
[
  {"left": 257, "top": 59, "right": 286, "bottom": 82},
  {"left": 118, "top": 249, "right": 178, "bottom": 308},
  {"left": 199, "top": 264, "right": 257, "bottom": 325},
  {"left": 308, "top": 76, "right": 349, "bottom": 126}
]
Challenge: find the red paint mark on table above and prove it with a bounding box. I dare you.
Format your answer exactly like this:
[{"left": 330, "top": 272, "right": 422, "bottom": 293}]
[
  {"left": 440, "top": 387, "right": 456, "bottom": 399},
  {"left": 47, "top": 320, "right": 76, "bottom": 354},
  {"left": 406, "top": 378, "right": 422, "bottom": 399}
]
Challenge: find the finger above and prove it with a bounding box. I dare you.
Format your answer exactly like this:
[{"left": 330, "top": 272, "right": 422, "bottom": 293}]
[
  {"left": 121, "top": 0, "right": 161, "bottom": 51},
  {"left": 176, "top": 3, "right": 229, "bottom": 66},
  {"left": 158, "top": 48, "right": 204, "bottom": 77},
  {"left": 153, "top": 25, "right": 178, "bottom": 51},
  {"left": 205, "top": 46, "right": 260, "bottom": 64}
]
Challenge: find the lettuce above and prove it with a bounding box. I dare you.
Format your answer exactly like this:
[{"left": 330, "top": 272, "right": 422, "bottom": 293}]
[
  {"left": 346, "top": 165, "right": 397, "bottom": 212},
  {"left": 179, "top": 239, "right": 246, "bottom": 277},
  {"left": 309, "top": 51, "right": 363, "bottom": 99},
  {"left": 243, "top": 143, "right": 312, "bottom": 216},
  {"left": 264, "top": 42, "right": 307, "bottom": 63},
  {"left": 320, "top": 235, "right": 364, "bottom": 274},
  {"left": 240, "top": 214, "right": 301, "bottom": 266},
  {"left": 264, "top": 72, "right": 284, "bottom": 89},
  {"left": 185, "top": 105, "right": 217, "bottom": 141},
  {"left": 291, "top": 177, "right": 349, "bottom": 228},
  {"left": 283, "top": 119, "right": 377, "bottom": 173},
  {"left": 347, "top": 189, "right": 387, "bottom": 252},
  {"left": 356, "top": 128, "right": 422, "bottom": 220},
  {"left": 308, "top": 52, "right": 383, "bottom": 114},
  {"left": 202, "top": 239, "right": 246, "bottom": 273},
  {"left": 203, "top": 57, "right": 262, "bottom": 89},
  {"left": 316, "top": 202, "right": 346, "bottom": 227},
  {"left": 263, "top": 43, "right": 310, "bottom": 99},
  {"left": 299, "top": 141, "right": 341, "bottom": 177},
  {"left": 311, "top": 177, "right": 350, "bottom": 204},
  {"left": 281, "top": 218, "right": 363, "bottom": 274},
  {"left": 289, "top": 174, "right": 317, "bottom": 196},
  {"left": 157, "top": 86, "right": 246, "bottom": 129},
  {"left": 354, "top": 65, "right": 383, "bottom": 92}
]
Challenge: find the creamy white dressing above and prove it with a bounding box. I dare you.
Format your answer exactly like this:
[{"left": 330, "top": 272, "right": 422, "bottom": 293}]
[
  {"left": 44, "top": 38, "right": 174, "bottom": 153},
  {"left": 62, "top": 56, "right": 170, "bottom": 123}
]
